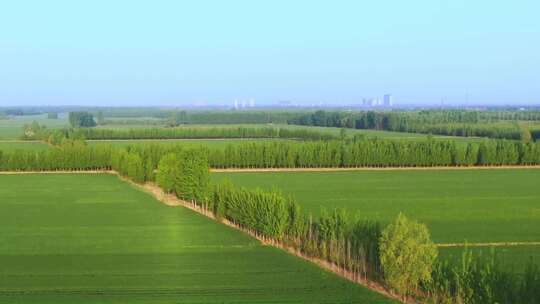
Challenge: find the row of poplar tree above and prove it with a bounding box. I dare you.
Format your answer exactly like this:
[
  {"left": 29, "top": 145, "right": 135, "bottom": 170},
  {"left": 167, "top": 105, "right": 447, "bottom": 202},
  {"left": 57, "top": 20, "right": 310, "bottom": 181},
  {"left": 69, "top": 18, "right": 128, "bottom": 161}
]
[
  {"left": 207, "top": 138, "right": 540, "bottom": 168},
  {"left": 3, "top": 138, "right": 540, "bottom": 171},
  {"left": 23, "top": 124, "right": 337, "bottom": 141},
  {"left": 0, "top": 141, "right": 539, "bottom": 302},
  {"left": 288, "top": 110, "right": 540, "bottom": 141}
]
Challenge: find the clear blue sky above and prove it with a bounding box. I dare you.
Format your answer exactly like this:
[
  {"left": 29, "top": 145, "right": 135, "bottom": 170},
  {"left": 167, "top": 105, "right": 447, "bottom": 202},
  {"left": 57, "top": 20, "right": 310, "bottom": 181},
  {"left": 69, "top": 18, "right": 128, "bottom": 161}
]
[{"left": 0, "top": 0, "right": 538, "bottom": 106}]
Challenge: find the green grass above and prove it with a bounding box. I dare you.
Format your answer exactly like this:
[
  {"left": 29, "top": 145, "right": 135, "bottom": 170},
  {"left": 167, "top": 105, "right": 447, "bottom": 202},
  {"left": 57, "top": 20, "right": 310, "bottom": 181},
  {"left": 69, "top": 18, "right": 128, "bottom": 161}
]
[
  {"left": 0, "top": 174, "right": 394, "bottom": 304},
  {"left": 88, "top": 138, "right": 292, "bottom": 149},
  {"left": 212, "top": 169, "right": 540, "bottom": 244},
  {"left": 439, "top": 245, "right": 540, "bottom": 273},
  {"left": 0, "top": 114, "right": 69, "bottom": 139},
  {"left": 0, "top": 141, "right": 50, "bottom": 151}
]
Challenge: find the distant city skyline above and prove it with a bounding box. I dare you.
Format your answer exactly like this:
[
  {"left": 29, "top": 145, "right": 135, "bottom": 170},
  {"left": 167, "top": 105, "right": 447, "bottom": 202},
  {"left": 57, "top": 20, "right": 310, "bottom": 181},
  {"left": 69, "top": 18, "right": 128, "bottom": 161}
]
[{"left": 0, "top": 0, "right": 539, "bottom": 107}]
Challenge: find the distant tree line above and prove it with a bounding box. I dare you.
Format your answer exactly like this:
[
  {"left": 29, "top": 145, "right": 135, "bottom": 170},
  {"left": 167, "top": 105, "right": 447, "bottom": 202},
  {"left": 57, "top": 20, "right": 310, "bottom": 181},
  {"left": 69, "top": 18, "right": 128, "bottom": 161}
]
[
  {"left": 47, "top": 112, "right": 58, "bottom": 119},
  {"left": 16, "top": 127, "right": 540, "bottom": 168},
  {"left": 68, "top": 112, "right": 97, "bottom": 128},
  {"left": 100, "top": 118, "right": 165, "bottom": 127},
  {"left": 66, "top": 126, "right": 338, "bottom": 141},
  {"left": 161, "top": 110, "right": 302, "bottom": 125},
  {"left": 478, "top": 110, "right": 540, "bottom": 122},
  {"left": 94, "top": 109, "right": 302, "bottom": 125},
  {"left": 288, "top": 110, "right": 540, "bottom": 141}
]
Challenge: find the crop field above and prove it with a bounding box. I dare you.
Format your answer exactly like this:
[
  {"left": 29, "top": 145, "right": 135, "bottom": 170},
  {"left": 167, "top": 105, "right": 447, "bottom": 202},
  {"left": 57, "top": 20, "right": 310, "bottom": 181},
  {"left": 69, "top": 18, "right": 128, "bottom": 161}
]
[
  {"left": 439, "top": 245, "right": 540, "bottom": 272},
  {"left": 0, "top": 141, "right": 50, "bottom": 151},
  {"left": 213, "top": 169, "right": 540, "bottom": 272},
  {"left": 88, "top": 138, "right": 292, "bottom": 149},
  {"left": 0, "top": 114, "right": 69, "bottom": 139},
  {"left": 212, "top": 169, "right": 540, "bottom": 244},
  {"left": 0, "top": 174, "right": 395, "bottom": 304}
]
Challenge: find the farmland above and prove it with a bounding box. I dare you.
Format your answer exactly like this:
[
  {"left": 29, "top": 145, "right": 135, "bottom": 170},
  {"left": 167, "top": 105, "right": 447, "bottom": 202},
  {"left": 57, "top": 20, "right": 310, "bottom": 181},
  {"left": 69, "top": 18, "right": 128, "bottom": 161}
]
[
  {"left": 0, "top": 114, "right": 69, "bottom": 139},
  {"left": 0, "top": 173, "right": 395, "bottom": 304},
  {"left": 439, "top": 245, "right": 540, "bottom": 272},
  {"left": 2, "top": 108, "right": 540, "bottom": 303},
  {"left": 0, "top": 141, "right": 49, "bottom": 151},
  {"left": 213, "top": 169, "right": 540, "bottom": 274},
  {"left": 212, "top": 169, "right": 540, "bottom": 244}
]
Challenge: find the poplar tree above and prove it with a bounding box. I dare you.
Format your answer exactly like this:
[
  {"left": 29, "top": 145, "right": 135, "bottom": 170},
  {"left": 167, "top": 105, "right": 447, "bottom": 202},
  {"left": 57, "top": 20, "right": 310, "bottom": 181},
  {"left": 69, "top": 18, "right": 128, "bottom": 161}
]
[{"left": 379, "top": 213, "right": 438, "bottom": 296}]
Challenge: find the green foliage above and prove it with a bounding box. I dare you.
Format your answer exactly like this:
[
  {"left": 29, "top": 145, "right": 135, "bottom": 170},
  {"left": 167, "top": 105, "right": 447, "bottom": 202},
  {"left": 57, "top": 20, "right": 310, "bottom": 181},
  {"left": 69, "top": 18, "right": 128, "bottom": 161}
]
[
  {"left": 176, "top": 150, "right": 210, "bottom": 202},
  {"left": 0, "top": 142, "right": 111, "bottom": 171},
  {"left": 22, "top": 121, "right": 45, "bottom": 139},
  {"left": 209, "top": 138, "right": 540, "bottom": 168},
  {"left": 521, "top": 125, "right": 532, "bottom": 143},
  {"left": 289, "top": 110, "right": 540, "bottom": 141},
  {"left": 155, "top": 149, "right": 211, "bottom": 202},
  {"left": 69, "top": 112, "right": 97, "bottom": 128},
  {"left": 75, "top": 126, "right": 336, "bottom": 141},
  {"left": 156, "top": 153, "right": 181, "bottom": 193},
  {"left": 159, "top": 110, "right": 300, "bottom": 124},
  {"left": 379, "top": 213, "right": 438, "bottom": 296},
  {"left": 47, "top": 112, "right": 58, "bottom": 119},
  {"left": 96, "top": 111, "right": 105, "bottom": 125},
  {"left": 430, "top": 249, "right": 540, "bottom": 304}
]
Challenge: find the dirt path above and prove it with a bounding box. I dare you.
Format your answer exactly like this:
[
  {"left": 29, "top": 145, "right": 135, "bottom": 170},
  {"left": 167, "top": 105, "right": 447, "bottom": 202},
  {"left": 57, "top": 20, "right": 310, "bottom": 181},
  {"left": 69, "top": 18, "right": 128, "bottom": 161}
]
[{"left": 211, "top": 165, "right": 540, "bottom": 172}]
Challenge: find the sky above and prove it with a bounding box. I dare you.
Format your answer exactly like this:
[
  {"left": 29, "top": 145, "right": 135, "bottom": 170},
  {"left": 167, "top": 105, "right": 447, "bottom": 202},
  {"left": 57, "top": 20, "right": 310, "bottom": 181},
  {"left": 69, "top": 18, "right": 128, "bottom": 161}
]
[{"left": 0, "top": 0, "right": 539, "bottom": 106}]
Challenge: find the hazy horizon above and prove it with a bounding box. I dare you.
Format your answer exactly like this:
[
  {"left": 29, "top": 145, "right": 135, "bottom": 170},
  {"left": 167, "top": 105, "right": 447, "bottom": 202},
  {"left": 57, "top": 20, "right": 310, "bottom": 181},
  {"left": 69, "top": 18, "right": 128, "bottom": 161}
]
[{"left": 1, "top": 0, "right": 539, "bottom": 107}]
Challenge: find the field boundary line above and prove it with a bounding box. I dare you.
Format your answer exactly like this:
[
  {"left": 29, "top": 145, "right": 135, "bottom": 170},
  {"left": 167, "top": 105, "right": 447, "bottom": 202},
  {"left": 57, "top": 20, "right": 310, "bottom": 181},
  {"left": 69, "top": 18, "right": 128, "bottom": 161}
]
[
  {"left": 437, "top": 241, "right": 540, "bottom": 248},
  {"left": 211, "top": 165, "right": 540, "bottom": 172}
]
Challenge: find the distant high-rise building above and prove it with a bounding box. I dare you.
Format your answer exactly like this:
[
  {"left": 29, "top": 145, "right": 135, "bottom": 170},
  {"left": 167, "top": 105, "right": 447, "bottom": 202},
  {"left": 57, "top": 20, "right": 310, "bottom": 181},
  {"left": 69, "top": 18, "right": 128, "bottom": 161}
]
[
  {"left": 362, "top": 98, "right": 369, "bottom": 106},
  {"left": 383, "top": 94, "right": 393, "bottom": 107},
  {"left": 249, "top": 99, "right": 255, "bottom": 108},
  {"left": 233, "top": 99, "right": 239, "bottom": 109}
]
